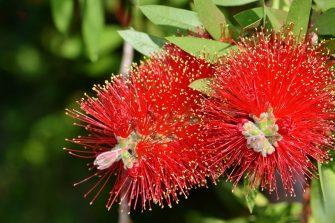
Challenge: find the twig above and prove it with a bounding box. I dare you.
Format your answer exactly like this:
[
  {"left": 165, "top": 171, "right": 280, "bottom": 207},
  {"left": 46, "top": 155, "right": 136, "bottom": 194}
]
[
  {"left": 119, "top": 196, "right": 131, "bottom": 223},
  {"left": 118, "top": 41, "right": 134, "bottom": 223},
  {"left": 119, "top": 41, "right": 134, "bottom": 77},
  {"left": 300, "top": 186, "right": 311, "bottom": 223}
]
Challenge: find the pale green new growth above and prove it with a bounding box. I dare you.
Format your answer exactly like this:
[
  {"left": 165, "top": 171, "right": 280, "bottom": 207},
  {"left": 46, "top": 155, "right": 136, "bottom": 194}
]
[{"left": 242, "top": 107, "right": 282, "bottom": 157}]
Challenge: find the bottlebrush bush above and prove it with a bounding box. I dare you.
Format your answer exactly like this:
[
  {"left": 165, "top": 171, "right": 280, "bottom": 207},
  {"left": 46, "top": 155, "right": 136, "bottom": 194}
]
[{"left": 60, "top": 0, "right": 335, "bottom": 222}]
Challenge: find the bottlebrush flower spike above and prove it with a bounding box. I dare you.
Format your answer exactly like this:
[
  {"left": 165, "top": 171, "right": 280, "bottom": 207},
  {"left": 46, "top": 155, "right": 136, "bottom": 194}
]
[
  {"left": 65, "top": 44, "right": 213, "bottom": 212},
  {"left": 203, "top": 30, "right": 335, "bottom": 195}
]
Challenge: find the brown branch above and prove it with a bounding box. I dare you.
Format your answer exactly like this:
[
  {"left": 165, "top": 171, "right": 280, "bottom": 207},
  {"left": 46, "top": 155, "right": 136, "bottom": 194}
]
[{"left": 300, "top": 186, "right": 311, "bottom": 223}]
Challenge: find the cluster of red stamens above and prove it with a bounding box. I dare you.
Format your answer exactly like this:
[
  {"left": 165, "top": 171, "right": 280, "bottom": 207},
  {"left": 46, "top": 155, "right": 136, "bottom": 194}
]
[
  {"left": 65, "top": 30, "right": 335, "bottom": 212},
  {"left": 203, "top": 31, "right": 335, "bottom": 195},
  {"left": 65, "top": 44, "right": 214, "bottom": 211}
]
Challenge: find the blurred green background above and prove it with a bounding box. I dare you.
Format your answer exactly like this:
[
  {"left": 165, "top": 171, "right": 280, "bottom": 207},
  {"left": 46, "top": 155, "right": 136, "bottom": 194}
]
[{"left": 0, "top": 0, "right": 321, "bottom": 222}]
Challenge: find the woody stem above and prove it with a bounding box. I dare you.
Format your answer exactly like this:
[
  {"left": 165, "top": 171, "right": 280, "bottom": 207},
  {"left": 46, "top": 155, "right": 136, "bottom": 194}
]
[
  {"left": 300, "top": 182, "right": 311, "bottom": 223},
  {"left": 118, "top": 24, "right": 134, "bottom": 223}
]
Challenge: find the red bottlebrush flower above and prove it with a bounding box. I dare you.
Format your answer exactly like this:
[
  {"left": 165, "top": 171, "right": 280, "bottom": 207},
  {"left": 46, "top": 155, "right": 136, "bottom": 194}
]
[
  {"left": 65, "top": 44, "right": 213, "bottom": 211},
  {"left": 204, "top": 31, "right": 335, "bottom": 195}
]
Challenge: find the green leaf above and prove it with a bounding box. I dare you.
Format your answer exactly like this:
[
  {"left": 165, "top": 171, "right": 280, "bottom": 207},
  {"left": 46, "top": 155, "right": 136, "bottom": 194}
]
[
  {"left": 266, "top": 8, "right": 287, "bottom": 31},
  {"left": 234, "top": 7, "right": 263, "bottom": 29},
  {"left": 169, "top": 0, "right": 189, "bottom": 7},
  {"left": 189, "top": 78, "right": 213, "bottom": 96},
  {"left": 81, "top": 0, "right": 104, "bottom": 61},
  {"left": 261, "top": 0, "right": 266, "bottom": 27},
  {"left": 53, "top": 26, "right": 122, "bottom": 60},
  {"left": 315, "top": 8, "right": 335, "bottom": 36},
  {"left": 245, "top": 191, "right": 257, "bottom": 214},
  {"left": 98, "top": 26, "right": 123, "bottom": 55},
  {"left": 213, "top": 0, "right": 258, "bottom": 6},
  {"left": 118, "top": 30, "right": 165, "bottom": 56},
  {"left": 318, "top": 162, "right": 326, "bottom": 202},
  {"left": 137, "top": 0, "right": 159, "bottom": 4},
  {"left": 314, "top": 0, "right": 335, "bottom": 12},
  {"left": 194, "top": 0, "right": 227, "bottom": 40},
  {"left": 320, "top": 39, "right": 335, "bottom": 54},
  {"left": 271, "top": 0, "right": 290, "bottom": 11},
  {"left": 51, "top": 0, "right": 74, "bottom": 34},
  {"left": 139, "top": 5, "right": 202, "bottom": 31},
  {"left": 166, "top": 36, "right": 231, "bottom": 61},
  {"left": 285, "top": 0, "right": 312, "bottom": 38},
  {"left": 57, "top": 36, "right": 83, "bottom": 59},
  {"left": 243, "top": 180, "right": 258, "bottom": 214},
  {"left": 311, "top": 166, "right": 335, "bottom": 223}
]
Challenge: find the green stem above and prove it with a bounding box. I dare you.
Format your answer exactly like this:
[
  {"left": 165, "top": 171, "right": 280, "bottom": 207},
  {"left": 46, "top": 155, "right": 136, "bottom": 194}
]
[{"left": 262, "top": 0, "right": 267, "bottom": 27}]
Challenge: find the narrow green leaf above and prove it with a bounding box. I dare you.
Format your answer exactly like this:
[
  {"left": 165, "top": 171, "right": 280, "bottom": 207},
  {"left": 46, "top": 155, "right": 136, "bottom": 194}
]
[
  {"left": 311, "top": 166, "right": 335, "bottom": 223},
  {"left": 194, "top": 0, "right": 227, "bottom": 40},
  {"left": 118, "top": 30, "right": 165, "bottom": 56},
  {"left": 285, "top": 0, "right": 312, "bottom": 38},
  {"left": 243, "top": 180, "right": 258, "bottom": 214},
  {"left": 266, "top": 8, "right": 287, "bottom": 31},
  {"left": 244, "top": 19, "right": 262, "bottom": 30},
  {"left": 315, "top": 8, "right": 335, "bottom": 36},
  {"left": 189, "top": 78, "right": 213, "bottom": 96},
  {"left": 51, "top": 0, "right": 74, "bottom": 34},
  {"left": 139, "top": 5, "right": 202, "bottom": 31},
  {"left": 99, "top": 26, "right": 123, "bottom": 55},
  {"left": 137, "top": 0, "right": 160, "bottom": 4},
  {"left": 261, "top": 0, "right": 266, "bottom": 27},
  {"left": 81, "top": 0, "right": 104, "bottom": 61},
  {"left": 314, "top": 0, "right": 335, "bottom": 12},
  {"left": 169, "top": 0, "right": 189, "bottom": 6},
  {"left": 166, "top": 36, "right": 231, "bottom": 60},
  {"left": 213, "top": 0, "right": 258, "bottom": 6},
  {"left": 234, "top": 7, "right": 263, "bottom": 28},
  {"left": 272, "top": 0, "right": 290, "bottom": 11},
  {"left": 318, "top": 162, "right": 326, "bottom": 202},
  {"left": 245, "top": 191, "right": 257, "bottom": 214}
]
